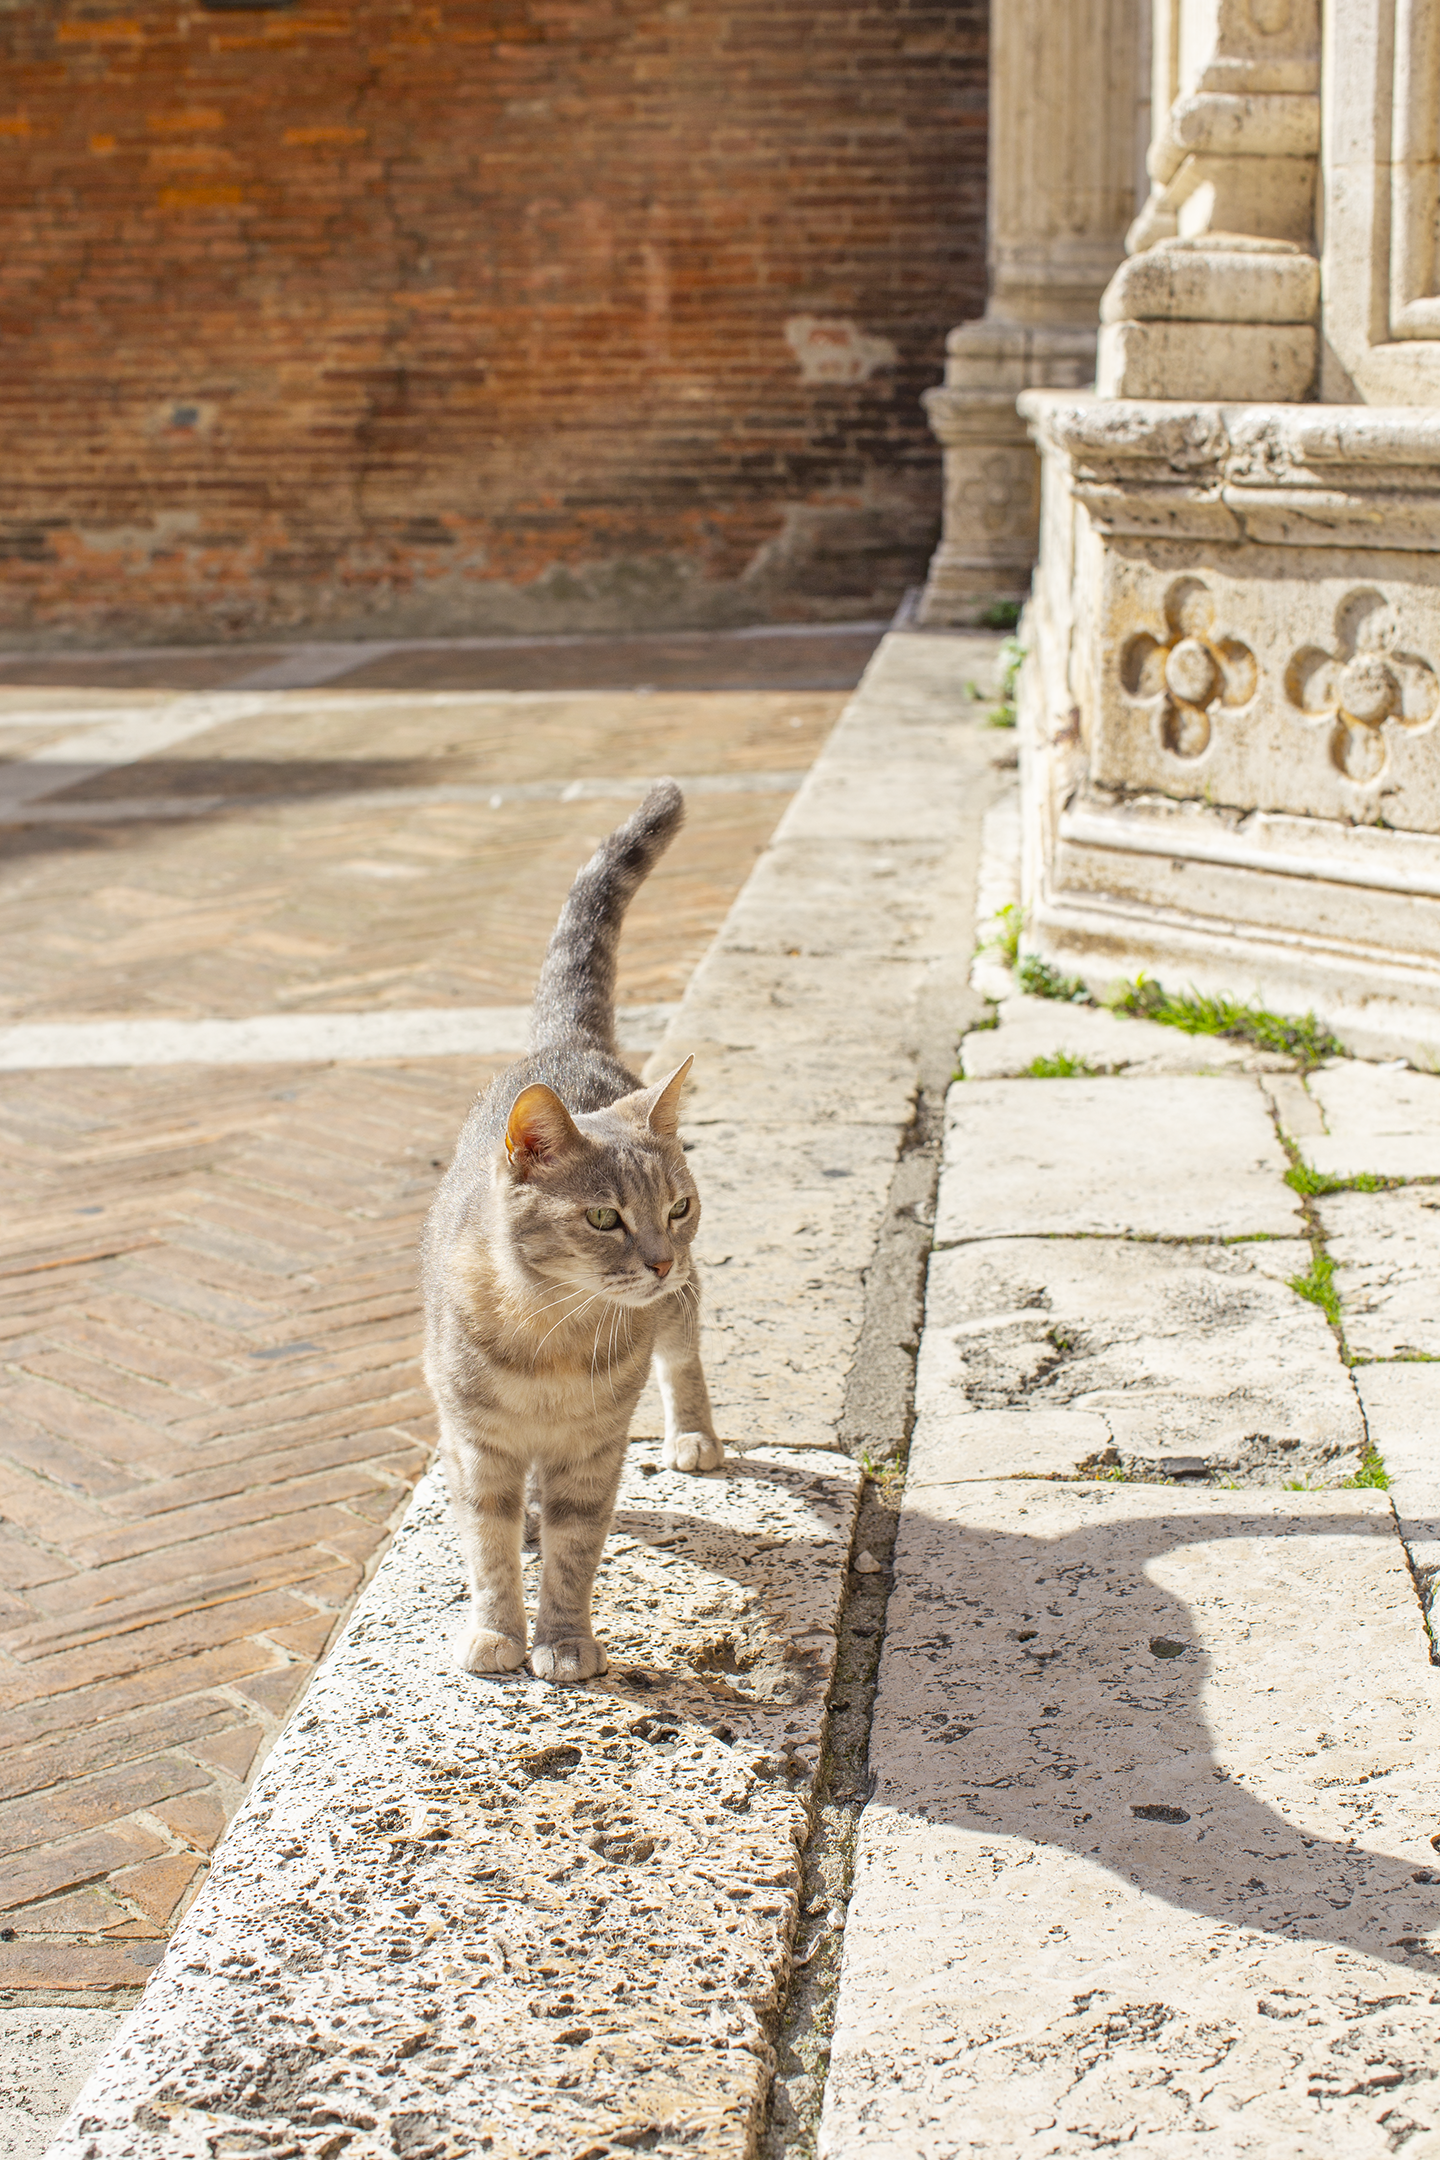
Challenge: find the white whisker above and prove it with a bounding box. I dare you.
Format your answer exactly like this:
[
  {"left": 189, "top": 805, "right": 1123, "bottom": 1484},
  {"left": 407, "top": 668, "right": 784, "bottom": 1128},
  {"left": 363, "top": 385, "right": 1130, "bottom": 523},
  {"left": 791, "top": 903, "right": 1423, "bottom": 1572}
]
[{"left": 531, "top": 1290, "right": 601, "bottom": 1364}]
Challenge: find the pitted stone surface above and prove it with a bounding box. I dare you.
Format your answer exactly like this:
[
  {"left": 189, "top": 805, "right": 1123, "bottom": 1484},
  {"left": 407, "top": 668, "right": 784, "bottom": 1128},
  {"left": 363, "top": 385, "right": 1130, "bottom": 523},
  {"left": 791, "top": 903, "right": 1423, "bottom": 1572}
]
[
  {"left": 959, "top": 996, "right": 1278, "bottom": 1080},
  {"left": 50, "top": 1453, "right": 860, "bottom": 2160},
  {"left": 1354, "top": 1363, "right": 1440, "bottom": 1618},
  {"left": 912, "top": 1238, "right": 1364, "bottom": 1485},
  {"left": 937, "top": 1077, "right": 1300, "bottom": 1243},
  {"left": 820, "top": 1480, "right": 1440, "bottom": 2159},
  {"left": 1319, "top": 1186, "right": 1440, "bottom": 1360},
  {"left": 1306, "top": 1061, "right": 1440, "bottom": 1180}
]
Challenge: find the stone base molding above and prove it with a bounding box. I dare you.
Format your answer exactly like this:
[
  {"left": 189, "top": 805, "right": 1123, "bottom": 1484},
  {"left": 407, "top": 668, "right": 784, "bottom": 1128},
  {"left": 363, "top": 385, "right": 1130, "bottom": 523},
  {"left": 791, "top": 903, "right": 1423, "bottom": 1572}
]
[
  {"left": 917, "top": 324, "right": 1098, "bottom": 626},
  {"left": 916, "top": 0, "right": 1143, "bottom": 626},
  {"left": 1016, "top": 391, "right": 1440, "bottom": 1062}
]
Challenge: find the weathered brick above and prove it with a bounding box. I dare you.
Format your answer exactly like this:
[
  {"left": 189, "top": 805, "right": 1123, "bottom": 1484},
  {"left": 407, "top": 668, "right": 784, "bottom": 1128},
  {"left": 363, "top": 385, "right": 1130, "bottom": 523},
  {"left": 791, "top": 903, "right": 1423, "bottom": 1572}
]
[
  {"left": 0, "top": 0, "right": 986, "bottom": 639},
  {"left": 0, "top": 1937, "right": 166, "bottom": 1991},
  {"left": 0, "top": 1756, "right": 210, "bottom": 1859},
  {"left": 0, "top": 1821, "right": 166, "bottom": 1914}
]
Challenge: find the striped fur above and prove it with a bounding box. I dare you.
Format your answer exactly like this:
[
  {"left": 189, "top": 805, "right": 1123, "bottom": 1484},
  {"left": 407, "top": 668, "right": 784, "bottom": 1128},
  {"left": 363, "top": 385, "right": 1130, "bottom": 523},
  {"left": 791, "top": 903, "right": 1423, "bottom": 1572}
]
[{"left": 422, "top": 782, "right": 722, "bottom": 1683}]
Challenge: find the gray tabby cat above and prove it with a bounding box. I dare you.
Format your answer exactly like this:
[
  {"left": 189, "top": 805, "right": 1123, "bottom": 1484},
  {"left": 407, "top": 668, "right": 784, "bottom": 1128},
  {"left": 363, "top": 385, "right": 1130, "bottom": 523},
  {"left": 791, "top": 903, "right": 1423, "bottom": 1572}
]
[{"left": 422, "top": 780, "right": 723, "bottom": 1685}]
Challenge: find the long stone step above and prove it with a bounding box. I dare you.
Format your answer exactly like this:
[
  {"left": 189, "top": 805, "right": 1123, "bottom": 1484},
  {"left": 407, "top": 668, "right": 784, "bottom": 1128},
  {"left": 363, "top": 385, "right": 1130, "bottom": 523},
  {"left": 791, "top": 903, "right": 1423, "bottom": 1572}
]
[
  {"left": 821, "top": 966, "right": 1440, "bottom": 2156},
  {"left": 821, "top": 1477, "right": 1440, "bottom": 2157},
  {"left": 45, "top": 629, "right": 1003, "bottom": 2158}
]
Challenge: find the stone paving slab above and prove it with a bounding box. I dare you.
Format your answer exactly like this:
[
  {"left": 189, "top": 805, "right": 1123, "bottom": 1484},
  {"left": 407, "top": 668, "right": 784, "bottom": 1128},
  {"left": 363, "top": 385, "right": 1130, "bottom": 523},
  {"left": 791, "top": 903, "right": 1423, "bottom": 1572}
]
[
  {"left": 936, "top": 1077, "right": 1301, "bottom": 1244},
  {"left": 821, "top": 1479, "right": 1440, "bottom": 2159},
  {"left": 959, "top": 996, "right": 1284, "bottom": 1080},
  {"left": 1353, "top": 1363, "right": 1440, "bottom": 1619},
  {"left": 1306, "top": 1060, "right": 1440, "bottom": 1179},
  {"left": 969, "top": 783, "right": 1021, "bottom": 1005},
  {"left": 0, "top": 2009, "right": 128, "bottom": 2159},
  {"left": 0, "top": 1003, "right": 676, "bottom": 1072},
  {"left": 52, "top": 1454, "right": 861, "bottom": 2160},
  {"left": 911, "top": 1237, "right": 1365, "bottom": 1486},
  {"left": 1319, "top": 1186, "right": 1440, "bottom": 1359}
]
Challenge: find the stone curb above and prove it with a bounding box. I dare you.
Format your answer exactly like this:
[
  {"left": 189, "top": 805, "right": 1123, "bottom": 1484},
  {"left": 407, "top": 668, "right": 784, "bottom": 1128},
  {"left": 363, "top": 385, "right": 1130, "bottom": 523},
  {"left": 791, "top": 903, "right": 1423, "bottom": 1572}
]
[{"left": 45, "top": 630, "right": 1001, "bottom": 2159}]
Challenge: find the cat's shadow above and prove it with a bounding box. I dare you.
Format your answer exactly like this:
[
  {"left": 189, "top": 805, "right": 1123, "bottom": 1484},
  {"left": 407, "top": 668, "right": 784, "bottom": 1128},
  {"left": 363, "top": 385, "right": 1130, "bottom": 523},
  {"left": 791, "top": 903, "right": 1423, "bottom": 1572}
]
[{"left": 604, "top": 1471, "right": 1440, "bottom": 1986}]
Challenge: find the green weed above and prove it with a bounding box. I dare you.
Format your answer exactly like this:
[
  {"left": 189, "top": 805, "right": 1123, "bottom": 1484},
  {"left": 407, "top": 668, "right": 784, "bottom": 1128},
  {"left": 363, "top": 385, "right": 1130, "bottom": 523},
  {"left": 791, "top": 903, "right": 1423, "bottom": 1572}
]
[
  {"left": 980, "top": 601, "right": 1022, "bottom": 631},
  {"left": 1289, "top": 1250, "right": 1341, "bottom": 1330},
  {"left": 1342, "top": 1449, "right": 1390, "bottom": 1491},
  {"left": 1109, "top": 974, "right": 1345, "bottom": 1065},
  {"left": 1017, "top": 954, "right": 1091, "bottom": 1003},
  {"left": 987, "top": 633, "right": 1026, "bottom": 727},
  {"left": 1023, "top": 1051, "right": 1097, "bottom": 1079},
  {"left": 977, "top": 901, "right": 1024, "bottom": 970},
  {"left": 1285, "top": 1164, "right": 1390, "bottom": 1197}
]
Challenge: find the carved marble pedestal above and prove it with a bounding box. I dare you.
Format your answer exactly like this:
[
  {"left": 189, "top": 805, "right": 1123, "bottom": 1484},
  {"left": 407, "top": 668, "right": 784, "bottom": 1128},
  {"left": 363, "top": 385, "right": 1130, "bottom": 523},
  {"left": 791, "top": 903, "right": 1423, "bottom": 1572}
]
[
  {"left": 915, "top": 0, "right": 1143, "bottom": 626},
  {"left": 1017, "top": 394, "right": 1440, "bottom": 1061}
]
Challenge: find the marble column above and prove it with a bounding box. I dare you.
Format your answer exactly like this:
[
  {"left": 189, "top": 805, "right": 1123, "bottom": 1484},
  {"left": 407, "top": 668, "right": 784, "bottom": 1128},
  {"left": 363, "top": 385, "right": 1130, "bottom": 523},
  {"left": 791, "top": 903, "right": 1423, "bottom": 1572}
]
[
  {"left": 915, "top": 0, "right": 1144, "bottom": 628},
  {"left": 1098, "top": 0, "right": 1321, "bottom": 401}
]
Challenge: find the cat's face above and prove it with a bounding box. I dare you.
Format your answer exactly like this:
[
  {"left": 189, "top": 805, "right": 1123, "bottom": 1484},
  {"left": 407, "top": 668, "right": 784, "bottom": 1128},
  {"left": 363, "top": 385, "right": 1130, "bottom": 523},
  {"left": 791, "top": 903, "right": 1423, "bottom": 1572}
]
[{"left": 496, "top": 1066, "right": 700, "bottom": 1312}]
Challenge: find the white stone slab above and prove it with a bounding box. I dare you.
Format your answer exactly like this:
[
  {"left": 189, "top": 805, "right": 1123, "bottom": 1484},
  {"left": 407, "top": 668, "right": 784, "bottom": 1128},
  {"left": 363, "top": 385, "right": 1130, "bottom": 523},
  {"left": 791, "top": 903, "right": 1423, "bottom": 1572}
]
[
  {"left": 821, "top": 1481, "right": 1440, "bottom": 2159},
  {"left": 1319, "top": 1186, "right": 1440, "bottom": 1360},
  {"left": 14, "top": 767, "right": 807, "bottom": 828},
  {"left": 52, "top": 1457, "right": 861, "bottom": 2160},
  {"left": 969, "top": 783, "right": 1021, "bottom": 1004},
  {"left": 0, "top": 2011, "right": 128, "bottom": 2160},
  {"left": 960, "top": 994, "right": 1271, "bottom": 1079},
  {"left": 937, "top": 1076, "right": 1301, "bottom": 1242},
  {"left": 907, "top": 1405, "right": 1114, "bottom": 1485},
  {"left": 1354, "top": 1362, "right": 1440, "bottom": 1619},
  {"left": 0, "top": 692, "right": 275, "bottom": 819},
  {"left": 1306, "top": 1059, "right": 1440, "bottom": 1180},
  {"left": 0, "top": 1003, "right": 677, "bottom": 1072},
  {"left": 913, "top": 1238, "right": 1364, "bottom": 1483}
]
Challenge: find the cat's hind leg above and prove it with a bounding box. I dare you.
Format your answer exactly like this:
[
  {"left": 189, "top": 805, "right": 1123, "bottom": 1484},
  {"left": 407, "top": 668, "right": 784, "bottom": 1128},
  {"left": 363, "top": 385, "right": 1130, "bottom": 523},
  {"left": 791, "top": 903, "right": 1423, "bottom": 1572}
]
[
  {"left": 653, "top": 1275, "right": 724, "bottom": 1473},
  {"left": 531, "top": 1436, "right": 628, "bottom": 1683},
  {"left": 440, "top": 1427, "right": 528, "bottom": 1674}
]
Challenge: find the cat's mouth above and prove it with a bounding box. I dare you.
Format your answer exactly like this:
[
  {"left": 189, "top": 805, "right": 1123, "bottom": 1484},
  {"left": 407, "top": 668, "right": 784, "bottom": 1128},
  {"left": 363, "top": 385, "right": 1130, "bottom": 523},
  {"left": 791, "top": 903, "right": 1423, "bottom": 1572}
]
[{"left": 608, "top": 1270, "right": 689, "bottom": 1307}]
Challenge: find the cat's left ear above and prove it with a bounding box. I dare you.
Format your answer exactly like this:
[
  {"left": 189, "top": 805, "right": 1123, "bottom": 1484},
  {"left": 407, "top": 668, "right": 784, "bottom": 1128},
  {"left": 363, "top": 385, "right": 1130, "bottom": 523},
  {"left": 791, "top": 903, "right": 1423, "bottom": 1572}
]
[
  {"left": 639, "top": 1055, "right": 693, "bottom": 1140},
  {"left": 504, "top": 1084, "right": 582, "bottom": 1175}
]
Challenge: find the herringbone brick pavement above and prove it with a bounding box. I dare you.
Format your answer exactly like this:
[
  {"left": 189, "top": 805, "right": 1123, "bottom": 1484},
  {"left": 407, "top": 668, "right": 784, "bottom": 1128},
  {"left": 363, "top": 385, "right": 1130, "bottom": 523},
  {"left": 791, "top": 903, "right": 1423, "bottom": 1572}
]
[{"left": 0, "top": 655, "right": 851, "bottom": 1999}]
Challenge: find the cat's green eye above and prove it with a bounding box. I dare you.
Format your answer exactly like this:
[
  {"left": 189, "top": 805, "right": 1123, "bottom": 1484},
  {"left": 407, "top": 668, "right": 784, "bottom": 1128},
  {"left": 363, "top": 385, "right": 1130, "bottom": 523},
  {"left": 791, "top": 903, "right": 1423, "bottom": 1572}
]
[
  {"left": 669, "top": 1197, "right": 691, "bottom": 1220},
  {"left": 586, "top": 1206, "right": 621, "bottom": 1231}
]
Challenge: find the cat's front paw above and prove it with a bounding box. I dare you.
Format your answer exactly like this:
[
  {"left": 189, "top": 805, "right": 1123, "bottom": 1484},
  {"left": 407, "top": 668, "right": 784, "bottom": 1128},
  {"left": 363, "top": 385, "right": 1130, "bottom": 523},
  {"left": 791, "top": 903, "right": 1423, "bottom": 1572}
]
[
  {"left": 530, "top": 1636, "right": 609, "bottom": 1684},
  {"left": 664, "top": 1430, "right": 725, "bottom": 1473},
  {"left": 454, "top": 1622, "right": 527, "bottom": 1674}
]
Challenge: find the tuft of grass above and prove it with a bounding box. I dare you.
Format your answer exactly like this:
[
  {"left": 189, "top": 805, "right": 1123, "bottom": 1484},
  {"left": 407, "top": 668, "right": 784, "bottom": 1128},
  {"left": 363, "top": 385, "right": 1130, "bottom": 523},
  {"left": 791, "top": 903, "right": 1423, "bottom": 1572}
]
[
  {"left": 1109, "top": 974, "right": 1345, "bottom": 1065},
  {"left": 980, "top": 601, "right": 1022, "bottom": 631},
  {"left": 1023, "top": 1051, "right": 1097, "bottom": 1079},
  {"left": 1289, "top": 1250, "right": 1341, "bottom": 1330},
  {"left": 987, "top": 633, "right": 1027, "bottom": 727},
  {"left": 1017, "top": 954, "right": 1092, "bottom": 1004},
  {"left": 977, "top": 901, "right": 1024, "bottom": 971},
  {"left": 1285, "top": 1164, "right": 1390, "bottom": 1197},
  {"left": 1342, "top": 1449, "right": 1390, "bottom": 1490}
]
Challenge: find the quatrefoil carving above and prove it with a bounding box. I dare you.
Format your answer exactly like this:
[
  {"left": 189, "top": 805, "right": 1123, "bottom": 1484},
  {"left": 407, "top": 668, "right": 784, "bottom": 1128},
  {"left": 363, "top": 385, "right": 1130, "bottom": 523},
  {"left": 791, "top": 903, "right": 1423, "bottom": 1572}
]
[
  {"left": 1120, "top": 577, "right": 1258, "bottom": 760},
  {"left": 1285, "top": 589, "right": 1439, "bottom": 784}
]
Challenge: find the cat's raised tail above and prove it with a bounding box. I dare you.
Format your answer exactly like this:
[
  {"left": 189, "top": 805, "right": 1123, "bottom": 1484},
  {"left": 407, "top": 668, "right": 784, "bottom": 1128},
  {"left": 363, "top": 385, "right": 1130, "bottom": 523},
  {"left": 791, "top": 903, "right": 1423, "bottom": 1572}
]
[{"left": 530, "top": 779, "right": 685, "bottom": 1055}]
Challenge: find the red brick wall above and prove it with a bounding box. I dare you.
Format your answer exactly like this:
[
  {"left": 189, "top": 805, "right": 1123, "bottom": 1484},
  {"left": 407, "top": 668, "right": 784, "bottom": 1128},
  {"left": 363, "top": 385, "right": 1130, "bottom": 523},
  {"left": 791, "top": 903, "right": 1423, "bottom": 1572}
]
[{"left": 0, "top": 0, "right": 987, "bottom": 644}]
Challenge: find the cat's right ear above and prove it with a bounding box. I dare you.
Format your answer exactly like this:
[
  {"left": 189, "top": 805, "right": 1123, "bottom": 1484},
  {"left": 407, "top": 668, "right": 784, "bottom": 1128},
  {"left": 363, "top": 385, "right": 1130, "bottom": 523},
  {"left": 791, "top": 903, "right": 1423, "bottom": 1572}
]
[{"left": 504, "top": 1085, "right": 581, "bottom": 1177}]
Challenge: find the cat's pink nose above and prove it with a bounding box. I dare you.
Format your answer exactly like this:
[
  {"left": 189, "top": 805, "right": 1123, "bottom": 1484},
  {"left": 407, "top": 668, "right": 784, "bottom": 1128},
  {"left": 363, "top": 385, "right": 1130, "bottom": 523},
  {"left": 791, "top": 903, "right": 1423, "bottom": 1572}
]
[{"left": 648, "top": 1257, "right": 672, "bottom": 1279}]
